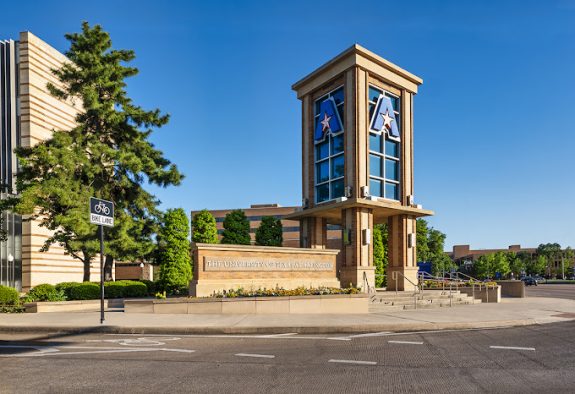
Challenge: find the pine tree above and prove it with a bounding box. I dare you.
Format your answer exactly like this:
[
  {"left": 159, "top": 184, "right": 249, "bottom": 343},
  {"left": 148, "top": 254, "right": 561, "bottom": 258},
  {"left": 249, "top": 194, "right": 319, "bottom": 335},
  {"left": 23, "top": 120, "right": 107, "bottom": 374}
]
[
  {"left": 158, "top": 209, "right": 192, "bottom": 294},
  {"left": 221, "top": 210, "right": 251, "bottom": 245},
  {"left": 14, "top": 22, "right": 182, "bottom": 281},
  {"left": 191, "top": 209, "right": 219, "bottom": 244},
  {"left": 255, "top": 216, "right": 283, "bottom": 246}
]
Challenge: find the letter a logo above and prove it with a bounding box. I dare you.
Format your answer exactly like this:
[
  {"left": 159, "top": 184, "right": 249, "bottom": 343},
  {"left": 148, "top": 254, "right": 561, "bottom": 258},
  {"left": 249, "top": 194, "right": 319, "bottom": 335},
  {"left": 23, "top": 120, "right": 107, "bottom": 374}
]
[
  {"left": 315, "top": 97, "right": 343, "bottom": 141},
  {"left": 370, "top": 94, "right": 400, "bottom": 140}
]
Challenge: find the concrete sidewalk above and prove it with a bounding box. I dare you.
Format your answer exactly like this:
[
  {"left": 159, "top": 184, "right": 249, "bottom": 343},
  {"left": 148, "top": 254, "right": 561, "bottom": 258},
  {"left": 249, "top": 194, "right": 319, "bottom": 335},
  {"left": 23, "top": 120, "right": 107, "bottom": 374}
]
[{"left": 0, "top": 297, "right": 574, "bottom": 335}]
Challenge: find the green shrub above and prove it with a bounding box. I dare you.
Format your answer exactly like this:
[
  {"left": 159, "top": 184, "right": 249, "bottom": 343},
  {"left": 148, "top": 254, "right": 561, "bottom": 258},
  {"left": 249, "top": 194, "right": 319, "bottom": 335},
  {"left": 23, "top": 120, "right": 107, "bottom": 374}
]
[
  {"left": 139, "top": 280, "right": 157, "bottom": 295},
  {"left": 55, "top": 282, "right": 80, "bottom": 299},
  {"left": 158, "top": 208, "right": 193, "bottom": 293},
  {"left": 69, "top": 282, "right": 100, "bottom": 300},
  {"left": 25, "top": 284, "right": 66, "bottom": 302},
  {"left": 104, "top": 280, "right": 147, "bottom": 298},
  {"left": 121, "top": 281, "right": 147, "bottom": 298},
  {"left": 104, "top": 282, "right": 124, "bottom": 298},
  {"left": 255, "top": 216, "right": 283, "bottom": 246},
  {"left": 0, "top": 285, "right": 19, "bottom": 305},
  {"left": 1, "top": 305, "right": 25, "bottom": 313}
]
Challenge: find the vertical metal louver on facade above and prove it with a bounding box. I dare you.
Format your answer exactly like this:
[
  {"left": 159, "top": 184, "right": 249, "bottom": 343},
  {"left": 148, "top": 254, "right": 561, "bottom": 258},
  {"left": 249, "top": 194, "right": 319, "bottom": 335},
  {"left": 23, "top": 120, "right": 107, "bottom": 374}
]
[{"left": 0, "top": 39, "right": 22, "bottom": 290}]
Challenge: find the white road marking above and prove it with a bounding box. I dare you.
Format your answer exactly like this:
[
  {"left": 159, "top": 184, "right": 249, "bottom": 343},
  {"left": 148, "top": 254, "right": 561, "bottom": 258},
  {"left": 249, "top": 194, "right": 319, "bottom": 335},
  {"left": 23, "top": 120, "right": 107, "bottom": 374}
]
[
  {"left": 328, "top": 359, "right": 377, "bottom": 365},
  {"left": 388, "top": 340, "right": 424, "bottom": 345},
  {"left": 0, "top": 345, "right": 194, "bottom": 358},
  {"left": 261, "top": 333, "right": 298, "bottom": 338},
  {"left": 235, "top": 353, "right": 275, "bottom": 359},
  {"left": 490, "top": 346, "right": 535, "bottom": 351},
  {"left": 86, "top": 337, "right": 181, "bottom": 346},
  {"left": 106, "top": 333, "right": 331, "bottom": 341},
  {"left": 344, "top": 332, "right": 393, "bottom": 339},
  {"left": 326, "top": 337, "right": 352, "bottom": 341},
  {"left": 29, "top": 349, "right": 158, "bottom": 357}
]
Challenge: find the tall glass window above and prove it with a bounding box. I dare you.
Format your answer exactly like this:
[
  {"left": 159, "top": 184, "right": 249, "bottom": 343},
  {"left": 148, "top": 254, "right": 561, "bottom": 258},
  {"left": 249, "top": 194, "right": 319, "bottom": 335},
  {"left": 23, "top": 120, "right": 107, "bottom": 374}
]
[
  {"left": 314, "top": 87, "right": 344, "bottom": 203},
  {"left": 368, "top": 85, "right": 401, "bottom": 201}
]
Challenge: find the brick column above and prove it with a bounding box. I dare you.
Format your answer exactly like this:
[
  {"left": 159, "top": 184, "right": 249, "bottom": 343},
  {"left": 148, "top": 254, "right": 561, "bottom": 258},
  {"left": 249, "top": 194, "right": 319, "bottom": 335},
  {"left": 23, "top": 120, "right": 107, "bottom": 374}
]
[
  {"left": 386, "top": 214, "right": 418, "bottom": 291},
  {"left": 339, "top": 207, "right": 375, "bottom": 290}
]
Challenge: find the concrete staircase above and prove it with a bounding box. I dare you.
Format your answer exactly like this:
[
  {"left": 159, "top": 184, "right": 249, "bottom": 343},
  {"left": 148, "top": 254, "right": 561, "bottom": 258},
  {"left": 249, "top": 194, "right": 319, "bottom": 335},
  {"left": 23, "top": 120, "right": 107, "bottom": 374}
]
[{"left": 369, "top": 289, "right": 481, "bottom": 312}]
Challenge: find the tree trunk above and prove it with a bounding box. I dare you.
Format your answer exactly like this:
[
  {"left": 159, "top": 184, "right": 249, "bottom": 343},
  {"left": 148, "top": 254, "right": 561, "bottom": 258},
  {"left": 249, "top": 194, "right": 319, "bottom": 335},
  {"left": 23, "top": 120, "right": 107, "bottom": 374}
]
[
  {"left": 82, "top": 250, "right": 93, "bottom": 282},
  {"left": 83, "top": 258, "right": 91, "bottom": 282},
  {"left": 104, "top": 255, "right": 114, "bottom": 281}
]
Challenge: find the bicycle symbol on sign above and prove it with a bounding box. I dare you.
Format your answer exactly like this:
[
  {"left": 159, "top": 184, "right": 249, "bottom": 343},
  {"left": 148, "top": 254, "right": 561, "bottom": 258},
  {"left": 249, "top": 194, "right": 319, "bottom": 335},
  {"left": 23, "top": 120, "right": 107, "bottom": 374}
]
[{"left": 94, "top": 201, "right": 111, "bottom": 215}]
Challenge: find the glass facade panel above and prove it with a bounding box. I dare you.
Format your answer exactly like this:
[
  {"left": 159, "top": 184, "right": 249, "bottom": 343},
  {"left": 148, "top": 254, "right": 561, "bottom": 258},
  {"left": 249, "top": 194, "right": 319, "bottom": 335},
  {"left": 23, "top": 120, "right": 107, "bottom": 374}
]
[
  {"left": 388, "top": 95, "right": 400, "bottom": 113},
  {"left": 369, "top": 154, "right": 382, "bottom": 178},
  {"left": 368, "top": 84, "right": 401, "bottom": 201},
  {"left": 331, "top": 179, "right": 344, "bottom": 199},
  {"left": 316, "top": 184, "right": 330, "bottom": 203},
  {"left": 370, "top": 179, "right": 382, "bottom": 197},
  {"left": 336, "top": 105, "right": 344, "bottom": 123},
  {"left": 369, "top": 133, "right": 381, "bottom": 153},
  {"left": 0, "top": 211, "right": 22, "bottom": 291},
  {"left": 385, "top": 182, "right": 399, "bottom": 200},
  {"left": 385, "top": 159, "right": 399, "bottom": 181},
  {"left": 385, "top": 139, "right": 399, "bottom": 158},
  {"left": 314, "top": 86, "right": 345, "bottom": 203},
  {"left": 315, "top": 95, "right": 327, "bottom": 115},
  {"left": 369, "top": 86, "right": 381, "bottom": 103},
  {"left": 316, "top": 141, "right": 329, "bottom": 160},
  {"left": 331, "top": 154, "right": 344, "bottom": 178},
  {"left": 316, "top": 161, "right": 329, "bottom": 183},
  {"left": 331, "top": 87, "right": 344, "bottom": 106},
  {"left": 331, "top": 134, "right": 344, "bottom": 154}
]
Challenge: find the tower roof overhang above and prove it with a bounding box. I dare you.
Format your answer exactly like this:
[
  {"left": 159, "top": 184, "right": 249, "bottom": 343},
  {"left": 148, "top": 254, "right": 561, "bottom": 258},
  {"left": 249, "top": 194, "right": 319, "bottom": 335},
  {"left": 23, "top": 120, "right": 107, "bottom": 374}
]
[
  {"left": 292, "top": 44, "right": 423, "bottom": 99},
  {"left": 283, "top": 198, "right": 433, "bottom": 225}
]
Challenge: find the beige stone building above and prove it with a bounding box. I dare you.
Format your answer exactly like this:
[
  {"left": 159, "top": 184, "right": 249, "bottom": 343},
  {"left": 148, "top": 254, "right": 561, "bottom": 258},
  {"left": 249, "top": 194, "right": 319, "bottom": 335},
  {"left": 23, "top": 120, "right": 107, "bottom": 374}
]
[{"left": 1, "top": 32, "right": 100, "bottom": 290}]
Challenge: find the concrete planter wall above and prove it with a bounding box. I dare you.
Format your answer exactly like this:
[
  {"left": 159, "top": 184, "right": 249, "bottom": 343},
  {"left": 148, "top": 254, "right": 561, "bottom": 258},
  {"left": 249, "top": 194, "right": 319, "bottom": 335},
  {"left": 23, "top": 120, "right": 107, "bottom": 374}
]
[
  {"left": 125, "top": 294, "right": 369, "bottom": 315},
  {"left": 25, "top": 299, "right": 125, "bottom": 313},
  {"left": 459, "top": 286, "right": 501, "bottom": 303},
  {"left": 497, "top": 280, "right": 525, "bottom": 298}
]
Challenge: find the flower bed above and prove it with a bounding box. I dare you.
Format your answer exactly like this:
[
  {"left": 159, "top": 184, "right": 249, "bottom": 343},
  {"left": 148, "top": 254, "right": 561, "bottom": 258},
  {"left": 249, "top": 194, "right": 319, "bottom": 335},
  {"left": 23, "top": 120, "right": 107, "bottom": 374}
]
[{"left": 210, "top": 286, "right": 361, "bottom": 299}]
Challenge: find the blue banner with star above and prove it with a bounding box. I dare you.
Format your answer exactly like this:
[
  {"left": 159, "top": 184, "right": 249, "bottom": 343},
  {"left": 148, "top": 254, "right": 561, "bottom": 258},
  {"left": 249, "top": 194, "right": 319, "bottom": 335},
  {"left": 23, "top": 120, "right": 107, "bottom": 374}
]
[
  {"left": 370, "top": 94, "right": 400, "bottom": 139},
  {"left": 315, "top": 98, "right": 343, "bottom": 141}
]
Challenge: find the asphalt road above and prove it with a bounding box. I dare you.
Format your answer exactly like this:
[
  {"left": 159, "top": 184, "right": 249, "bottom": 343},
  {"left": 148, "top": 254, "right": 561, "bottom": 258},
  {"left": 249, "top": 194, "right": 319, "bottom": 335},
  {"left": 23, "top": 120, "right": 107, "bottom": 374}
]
[
  {"left": 1, "top": 321, "right": 575, "bottom": 394},
  {"left": 526, "top": 284, "right": 575, "bottom": 300}
]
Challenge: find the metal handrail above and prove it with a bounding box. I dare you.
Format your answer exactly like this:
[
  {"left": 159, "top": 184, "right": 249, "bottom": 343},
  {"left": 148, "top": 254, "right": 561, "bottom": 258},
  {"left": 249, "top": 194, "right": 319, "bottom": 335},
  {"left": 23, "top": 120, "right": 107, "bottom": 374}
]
[
  {"left": 391, "top": 271, "right": 420, "bottom": 295},
  {"left": 363, "top": 271, "right": 375, "bottom": 294},
  {"left": 392, "top": 271, "right": 419, "bottom": 310}
]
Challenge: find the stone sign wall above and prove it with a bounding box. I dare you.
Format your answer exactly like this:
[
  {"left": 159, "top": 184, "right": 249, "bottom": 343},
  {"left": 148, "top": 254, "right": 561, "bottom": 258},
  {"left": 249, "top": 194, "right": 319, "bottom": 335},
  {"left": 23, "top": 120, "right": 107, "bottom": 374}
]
[
  {"left": 204, "top": 257, "right": 334, "bottom": 272},
  {"left": 190, "top": 243, "right": 341, "bottom": 297}
]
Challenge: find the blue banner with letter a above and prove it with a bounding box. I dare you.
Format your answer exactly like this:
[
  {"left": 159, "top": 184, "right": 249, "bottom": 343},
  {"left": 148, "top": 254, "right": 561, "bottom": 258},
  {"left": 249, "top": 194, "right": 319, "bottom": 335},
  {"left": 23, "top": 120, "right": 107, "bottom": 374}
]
[
  {"left": 315, "top": 98, "right": 342, "bottom": 141},
  {"left": 370, "top": 94, "right": 400, "bottom": 139}
]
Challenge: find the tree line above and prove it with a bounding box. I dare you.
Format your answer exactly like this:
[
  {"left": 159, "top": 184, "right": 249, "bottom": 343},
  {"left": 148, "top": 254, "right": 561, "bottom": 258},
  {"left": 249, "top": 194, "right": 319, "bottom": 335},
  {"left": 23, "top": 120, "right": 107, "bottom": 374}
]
[
  {"left": 462, "top": 243, "right": 575, "bottom": 280},
  {"left": 192, "top": 209, "right": 283, "bottom": 246}
]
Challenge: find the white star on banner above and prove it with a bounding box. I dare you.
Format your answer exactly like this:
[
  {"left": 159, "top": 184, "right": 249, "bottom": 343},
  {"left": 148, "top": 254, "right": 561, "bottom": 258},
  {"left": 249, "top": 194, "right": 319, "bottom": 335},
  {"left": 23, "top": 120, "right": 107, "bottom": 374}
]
[
  {"left": 321, "top": 113, "right": 332, "bottom": 133},
  {"left": 381, "top": 109, "right": 394, "bottom": 130}
]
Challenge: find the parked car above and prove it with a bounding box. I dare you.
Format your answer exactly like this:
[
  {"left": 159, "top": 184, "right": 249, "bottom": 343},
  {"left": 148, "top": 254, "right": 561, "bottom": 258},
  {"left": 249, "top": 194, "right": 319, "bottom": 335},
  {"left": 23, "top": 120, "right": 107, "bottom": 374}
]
[
  {"left": 533, "top": 275, "right": 545, "bottom": 283},
  {"left": 521, "top": 277, "right": 537, "bottom": 286}
]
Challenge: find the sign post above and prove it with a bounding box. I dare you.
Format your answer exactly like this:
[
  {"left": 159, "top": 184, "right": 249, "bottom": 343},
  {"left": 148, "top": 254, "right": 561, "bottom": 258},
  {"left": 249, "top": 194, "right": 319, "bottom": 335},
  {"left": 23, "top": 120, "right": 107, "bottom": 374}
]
[{"left": 89, "top": 197, "right": 114, "bottom": 324}]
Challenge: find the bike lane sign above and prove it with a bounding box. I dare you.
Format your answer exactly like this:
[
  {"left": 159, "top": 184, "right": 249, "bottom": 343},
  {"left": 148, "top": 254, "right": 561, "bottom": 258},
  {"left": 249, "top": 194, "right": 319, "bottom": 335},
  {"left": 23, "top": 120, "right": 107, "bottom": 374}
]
[{"left": 89, "top": 197, "right": 114, "bottom": 227}]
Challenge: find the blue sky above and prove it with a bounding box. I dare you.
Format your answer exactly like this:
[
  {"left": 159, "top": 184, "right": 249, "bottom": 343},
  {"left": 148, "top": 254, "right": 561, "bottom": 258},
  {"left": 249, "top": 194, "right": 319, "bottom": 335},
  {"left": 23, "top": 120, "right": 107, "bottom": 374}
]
[{"left": 2, "top": 0, "right": 574, "bottom": 249}]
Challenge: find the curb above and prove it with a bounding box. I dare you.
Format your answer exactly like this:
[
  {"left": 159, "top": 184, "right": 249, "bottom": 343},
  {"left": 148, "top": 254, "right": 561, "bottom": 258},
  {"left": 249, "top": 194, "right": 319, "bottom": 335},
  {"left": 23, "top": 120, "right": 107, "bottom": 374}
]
[{"left": 0, "top": 319, "right": 537, "bottom": 335}]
